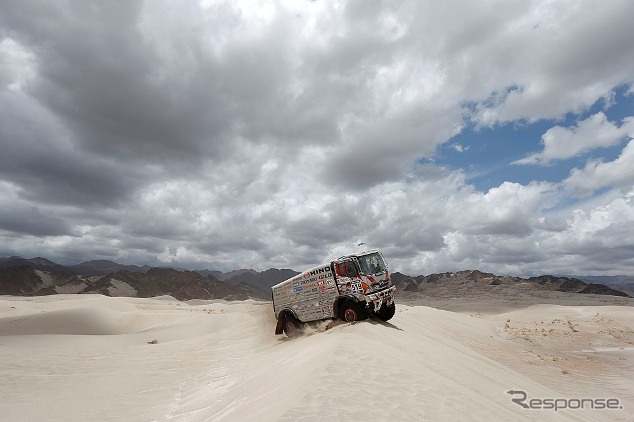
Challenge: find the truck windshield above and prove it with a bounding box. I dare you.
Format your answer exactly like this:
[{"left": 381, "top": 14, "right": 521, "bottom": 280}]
[{"left": 357, "top": 252, "right": 386, "bottom": 275}]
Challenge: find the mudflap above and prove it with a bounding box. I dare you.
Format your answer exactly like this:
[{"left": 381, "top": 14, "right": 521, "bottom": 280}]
[{"left": 275, "top": 317, "right": 284, "bottom": 335}]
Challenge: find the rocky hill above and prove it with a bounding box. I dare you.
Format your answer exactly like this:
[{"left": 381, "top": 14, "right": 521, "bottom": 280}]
[
  {"left": 391, "top": 270, "right": 630, "bottom": 298},
  {"left": 1, "top": 256, "right": 630, "bottom": 301},
  {"left": 0, "top": 266, "right": 268, "bottom": 301},
  {"left": 573, "top": 275, "right": 634, "bottom": 297},
  {"left": 68, "top": 260, "right": 151, "bottom": 277},
  {"left": 212, "top": 268, "right": 258, "bottom": 281},
  {"left": 223, "top": 268, "right": 299, "bottom": 291},
  {"left": 0, "top": 256, "right": 66, "bottom": 272}
]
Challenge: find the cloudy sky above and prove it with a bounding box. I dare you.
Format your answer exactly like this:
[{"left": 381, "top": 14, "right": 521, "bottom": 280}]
[{"left": 1, "top": 0, "right": 633, "bottom": 276}]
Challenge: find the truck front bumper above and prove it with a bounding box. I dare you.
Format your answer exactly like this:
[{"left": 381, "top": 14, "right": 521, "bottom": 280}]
[{"left": 364, "top": 286, "right": 396, "bottom": 312}]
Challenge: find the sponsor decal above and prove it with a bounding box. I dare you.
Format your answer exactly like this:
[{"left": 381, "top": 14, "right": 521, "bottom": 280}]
[{"left": 309, "top": 266, "right": 331, "bottom": 276}]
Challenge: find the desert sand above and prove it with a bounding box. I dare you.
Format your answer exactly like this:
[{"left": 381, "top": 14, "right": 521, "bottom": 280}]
[{"left": 1, "top": 293, "right": 633, "bottom": 421}]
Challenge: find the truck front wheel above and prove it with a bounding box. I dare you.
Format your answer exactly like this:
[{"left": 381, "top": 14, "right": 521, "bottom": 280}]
[
  {"left": 375, "top": 303, "right": 396, "bottom": 322},
  {"left": 341, "top": 302, "right": 367, "bottom": 323}
]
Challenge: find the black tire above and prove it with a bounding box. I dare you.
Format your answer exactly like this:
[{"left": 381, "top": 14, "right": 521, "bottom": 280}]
[
  {"left": 375, "top": 302, "right": 396, "bottom": 322},
  {"left": 340, "top": 302, "right": 367, "bottom": 323},
  {"left": 283, "top": 315, "right": 302, "bottom": 337}
]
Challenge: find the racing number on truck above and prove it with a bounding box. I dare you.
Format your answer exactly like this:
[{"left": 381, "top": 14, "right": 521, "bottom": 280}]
[{"left": 342, "top": 281, "right": 364, "bottom": 294}]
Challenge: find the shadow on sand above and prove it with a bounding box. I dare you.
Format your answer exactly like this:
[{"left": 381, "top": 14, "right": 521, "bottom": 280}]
[{"left": 367, "top": 316, "right": 404, "bottom": 331}]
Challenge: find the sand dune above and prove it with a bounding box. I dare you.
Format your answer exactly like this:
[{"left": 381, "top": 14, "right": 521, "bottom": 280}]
[{"left": 0, "top": 294, "right": 632, "bottom": 421}]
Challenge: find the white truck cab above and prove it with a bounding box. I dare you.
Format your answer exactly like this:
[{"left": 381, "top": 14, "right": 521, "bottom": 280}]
[{"left": 272, "top": 250, "right": 396, "bottom": 336}]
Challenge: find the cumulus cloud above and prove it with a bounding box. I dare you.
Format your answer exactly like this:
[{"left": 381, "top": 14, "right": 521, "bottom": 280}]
[
  {"left": 563, "top": 136, "right": 634, "bottom": 196},
  {"left": 451, "top": 144, "right": 468, "bottom": 153},
  {"left": 1, "top": 0, "right": 634, "bottom": 275},
  {"left": 451, "top": 181, "right": 558, "bottom": 236},
  {"left": 534, "top": 191, "right": 634, "bottom": 274},
  {"left": 515, "top": 112, "right": 632, "bottom": 165},
  {"left": 467, "top": 1, "right": 634, "bottom": 125}
]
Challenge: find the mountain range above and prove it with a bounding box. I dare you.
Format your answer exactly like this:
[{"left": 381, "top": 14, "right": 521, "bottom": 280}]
[
  {"left": 390, "top": 270, "right": 631, "bottom": 298},
  {"left": 0, "top": 256, "right": 630, "bottom": 300}
]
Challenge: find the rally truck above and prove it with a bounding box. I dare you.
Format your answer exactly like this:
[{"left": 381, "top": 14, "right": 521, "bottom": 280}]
[{"left": 272, "top": 250, "right": 396, "bottom": 337}]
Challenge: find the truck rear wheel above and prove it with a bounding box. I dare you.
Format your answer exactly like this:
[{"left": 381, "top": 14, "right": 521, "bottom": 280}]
[
  {"left": 375, "top": 303, "right": 396, "bottom": 322},
  {"left": 341, "top": 302, "right": 367, "bottom": 323},
  {"left": 283, "top": 315, "right": 302, "bottom": 337}
]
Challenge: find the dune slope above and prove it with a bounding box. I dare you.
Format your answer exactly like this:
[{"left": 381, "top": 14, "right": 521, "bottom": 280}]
[{"left": 0, "top": 294, "right": 632, "bottom": 421}]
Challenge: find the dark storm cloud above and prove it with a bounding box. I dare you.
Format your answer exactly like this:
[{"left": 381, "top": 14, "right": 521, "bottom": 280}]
[
  {"left": 122, "top": 215, "right": 196, "bottom": 241},
  {"left": 483, "top": 243, "right": 545, "bottom": 265},
  {"left": 1, "top": 1, "right": 222, "bottom": 161},
  {"left": 1, "top": 1, "right": 307, "bottom": 168},
  {"left": 0, "top": 205, "right": 74, "bottom": 236},
  {"left": 0, "top": 91, "right": 146, "bottom": 206},
  {"left": 0, "top": 0, "right": 302, "bottom": 218},
  {"left": 1, "top": 0, "right": 634, "bottom": 276},
  {"left": 284, "top": 212, "right": 357, "bottom": 248}
]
